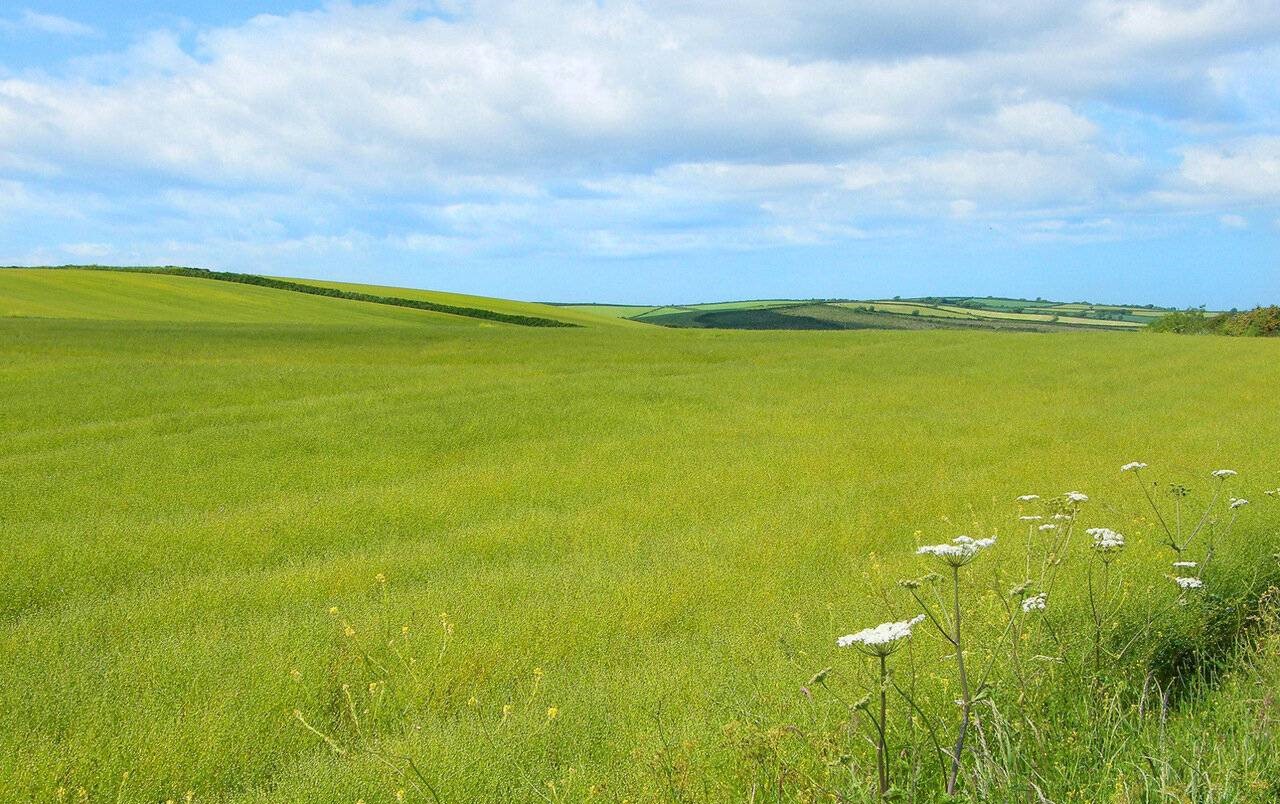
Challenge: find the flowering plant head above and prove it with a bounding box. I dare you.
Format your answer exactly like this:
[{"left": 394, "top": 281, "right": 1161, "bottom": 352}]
[
  {"left": 1021, "top": 593, "right": 1048, "bottom": 612},
  {"left": 916, "top": 535, "right": 996, "bottom": 568},
  {"left": 1211, "top": 469, "right": 1237, "bottom": 479},
  {"left": 1016, "top": 494, "right": 1040, "bottom": 502},
  {"left": 1174, "top": 576, "right": 1204, "bottom": 590},
  {"left": 1087, "top": 527, "right": 1125, "bottom": 555},
  {"left": 1120, "top": 461, "right": 1148, "bottom": 472},
  {"left": 1229, "top": 497, "right": 1249, "bottom": 510},
  {"left": 837, "top": 614, "right": 926, "bottom": 657},
  {"left": 1064, "top": 491, "right": 1089, "bottom": 504}
]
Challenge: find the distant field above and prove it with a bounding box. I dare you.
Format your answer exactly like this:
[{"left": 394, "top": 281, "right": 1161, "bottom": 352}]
[
  {"left": 278, "top": 277, "right": 641, "bottom": 328},
  {"left": 3, "top": 268, "right": 1277, "bottom": 801}
]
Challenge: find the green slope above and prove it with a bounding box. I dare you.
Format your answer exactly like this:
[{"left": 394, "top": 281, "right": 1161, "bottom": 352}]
[
  {"left": 281, "top": 277, "right": 644, "bottom": 328},
  {"left": 0, "top": 268, "right": 475, "bottom": 327}
]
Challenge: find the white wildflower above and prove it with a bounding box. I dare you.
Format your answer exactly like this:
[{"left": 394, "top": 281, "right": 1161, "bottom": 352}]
[
  {"left": 1021, "top": 593, "right": 1047, "bottom": 612},
  {"left": 837, "top": 614, "right": 926, "bottom": 656},
  {"left": 917, "top": 535, "right": 996, "bottom": 567},
  {"left": 1065, "top": 491, "right": 1089, "bottom": 503},
  {"left": 1038, "top": 524, "right": 1057, "bottom": 532},
  {"left": 1229, "top": 498, "right": 1249, "bottom": 509},
  {"left": 1172, "top": 561, "right": 1198, "bottom": 569},
  {"left": 1121, "top": 462, "right": 1148, "bottom": 472},
  {"left": 1019, "top": 515, "right": 1043, "bottom": 521},
  {"left": 1053, "top": 513, "right": 1074, "bottom": 521},
  {"left": 1016, "top": 494, "right": 1040, "bottom": 502},
  {"left": 1087, "top": 527, "right": 1125, "bottom": 552},
  {"left": 1173, "top": 576, "right": 1204, "bottom": 590},
  {"left": 1212, "top": 469, "right": 1237, "bottom": 479}
]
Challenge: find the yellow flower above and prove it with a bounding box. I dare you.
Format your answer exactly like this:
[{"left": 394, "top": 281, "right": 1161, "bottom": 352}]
[
  {"left": 395, "top": 790, "right": 405, "bottom": 802},
  {"left": 328, "top": 606, "right": 339, "bottom": 615},
  {"left": 547, "top": 706, "right": 559, "bottom": 721},
  {"left": 376, "top": 573, "right": 386, "bottom": 584},
  {"left": 502, "top": 703, "right": 513, "bottom": 720},
  {"left": 401, "top": 624, "right": 409, "bottom": 636},
  {"left": 467, "top": 696, "right": 479, "bottom": 707},
  {"left": 289, "top": 668, "right": 302, "bottom": 681},
  {"left": 343, "top": 622, "right": 356, "bottom": 638}
]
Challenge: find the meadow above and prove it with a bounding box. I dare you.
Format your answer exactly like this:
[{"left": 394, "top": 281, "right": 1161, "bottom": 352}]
[{"left": 2, "top": 269, "right": 1279, "bottom": 801}]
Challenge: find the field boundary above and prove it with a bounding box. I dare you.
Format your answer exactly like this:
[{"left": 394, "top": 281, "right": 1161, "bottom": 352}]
[{"left": 1, "top": 265, "right": 579, "bottom": 328}]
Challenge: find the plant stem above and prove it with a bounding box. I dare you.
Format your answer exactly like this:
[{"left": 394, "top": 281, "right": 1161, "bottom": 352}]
[
  {"left": 878, "top": 654, "right": 889, "bottom": 798},
  {"left": 947, "top": 566, "right": 971, "bottom": 796}
]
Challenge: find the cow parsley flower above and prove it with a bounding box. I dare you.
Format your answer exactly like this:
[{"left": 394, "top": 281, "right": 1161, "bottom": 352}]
[
  {"left": 1087, "top": 527, "right": 1125, "bottom": 552},
  {"left": 1229, "top": 497, "right": 1249, "bottom": 509},
  {"left": 837, "top": 614, "right": 926, "bottom": 656},
  {"left": 1212, "top": 469, "right": 1237, "bottom": 479},
  {"left": 1065, "top": 491, "right": 1089, "bottom": 503},
  {"left": 1038, "top": 523, "right": 1057, "bottom": 532},
  {"left": 1121, "top": 462, "right": 1148, "bottom": 472},
  {"left": 1174, "top": 576, "right": 1204, "bottom": 590},
  {"left": 1053, "top": 513, "right": 1074, "bottom": 520},
  {"left": 1016, "top": 494, "right": 1040, "bottom": 502},
  {"left": 1172, "top": 561, "right": 1198, "bottom": 569},
  {"left": 917, "top": 536, "right": 996, "bottom": 567},
  {"left": 1019, "top": 515, "right": 1043, "bottom": 521},
  {"left": 1022, "top": 593, "right": 1047, "bottom": 612}
]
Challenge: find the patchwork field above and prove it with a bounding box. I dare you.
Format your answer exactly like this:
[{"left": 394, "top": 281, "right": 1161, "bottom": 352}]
[{"left": 2, "top": 268, "right": 1279, "bottom": 802}]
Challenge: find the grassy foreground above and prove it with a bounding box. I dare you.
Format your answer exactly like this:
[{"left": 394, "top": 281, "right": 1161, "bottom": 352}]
[{"left": 2, "top": 270, "right": 1280, "bottom": 801}]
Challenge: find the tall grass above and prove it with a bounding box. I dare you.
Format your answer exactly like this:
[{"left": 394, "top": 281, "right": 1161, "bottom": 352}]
[{"left": 2, "top": 307, "right": 1280, "bottom": 800}]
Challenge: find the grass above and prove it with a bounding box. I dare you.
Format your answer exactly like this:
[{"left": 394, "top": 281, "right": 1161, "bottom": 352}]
[{"left": 2, "top": 269, "right": 1280, "bottom": 801}]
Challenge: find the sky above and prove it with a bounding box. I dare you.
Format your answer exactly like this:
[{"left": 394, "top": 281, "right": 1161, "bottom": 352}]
[{"left": 1, "top": 1, "right": 1278, "bottom": 307}]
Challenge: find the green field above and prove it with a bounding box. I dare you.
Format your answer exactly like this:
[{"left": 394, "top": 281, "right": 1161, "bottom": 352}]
[{"left": 3, "top": 268, "right": 1279, "bottom": 802}]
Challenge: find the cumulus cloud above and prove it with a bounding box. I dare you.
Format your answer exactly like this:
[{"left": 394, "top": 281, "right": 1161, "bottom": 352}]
[{"left": 0, "top": 0, "right": 1277, "bottom": 274}]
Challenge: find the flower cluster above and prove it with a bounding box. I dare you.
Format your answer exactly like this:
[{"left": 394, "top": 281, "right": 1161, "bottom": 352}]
[
  {"left": 1021, "top": 593, "right": 1048, "bottom": 612},
  {"left": 1212, "top": 469, "right": 1237, "bottom": 479},
  {"left": 1173, "top": 576, "right": 1204, "bottom": 590},
  {"left": 1087, "top": 527, "right": 1125, "bottom": 553},
  {"left": 1064, "top": 491, "right": 1089, "bottom": 503},
  {"left": 917, "top": 535, "right": 996, "bottom": 567},
  {"left": 1229, "top": 497, "right": 1249, "bottom": 509},
  {"left": 1120, "top": 461, "right": 1148, "bottom": 472},
  {"left": 837, "top": 614, "right": 926, "bottom": 656},
  {"left": 1016, "top": 494, "right": 1040, "bottom": 502}
]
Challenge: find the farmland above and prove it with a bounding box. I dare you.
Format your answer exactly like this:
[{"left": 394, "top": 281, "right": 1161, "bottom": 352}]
[
  {"left": 2, "top": 268, "right": 1279, "bottom": 801},
  {"left": 557, "top": 296, "right": 1187, "bottom": 332}
]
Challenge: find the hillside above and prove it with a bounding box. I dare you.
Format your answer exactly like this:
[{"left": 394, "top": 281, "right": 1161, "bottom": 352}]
[{"left": 0, "top": 268, "right": 481, "bottom": 327}]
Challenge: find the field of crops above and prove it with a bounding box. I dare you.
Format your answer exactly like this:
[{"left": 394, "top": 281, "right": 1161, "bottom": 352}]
[{"left": 3, "top": 269, "right": 1279, "bottom": 802}]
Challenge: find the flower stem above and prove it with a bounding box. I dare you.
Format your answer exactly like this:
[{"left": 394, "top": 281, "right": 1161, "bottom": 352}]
[{"left": 946, "top": 566, "right": 970, "bottom": 796}]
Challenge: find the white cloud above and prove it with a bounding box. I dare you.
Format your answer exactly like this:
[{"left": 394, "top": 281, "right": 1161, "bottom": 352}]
[
  {"left": 0, "top": 0, "right": 1276, "bottom": 266},
  {"left": 1, "top": 10, "right": 95, "bottom": 37},
  {"left": 1219, "top": 213, "right": 1248, "bottom": 228}
]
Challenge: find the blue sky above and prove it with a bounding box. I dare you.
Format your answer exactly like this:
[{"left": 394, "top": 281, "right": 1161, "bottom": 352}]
[{"left": 2, "top": 1, "right": 1278, "bottom": 307}]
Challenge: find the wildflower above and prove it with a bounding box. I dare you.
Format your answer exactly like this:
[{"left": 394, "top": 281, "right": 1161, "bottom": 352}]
[
  {"left": 916, "top": 536, "right": 996, "bottom": 567},
  {"left": 1172, "top": 561, "right": 1198, "bottom": 569},
  {"left": 1174, "top": 576, "right": 1204, "bottom": 590},
  {"left": 1230, "top": 498, "right": 1249, "bottom": 509},
  {"left": 289, "top": 668, "right": 302, "bottom": 681},
  {"left": 375, "top": 573, "right": 386, "bottom": 584},
  {"left": 396, "top": 790, "right": 405, "bottom": 802},
  {"left": 1212, "top": 469, "right": 1237, "bottom": 478},
  {"left": 1121, "top": 462, "right": 1148, "bottom": 472},
  {"left": 1016, "top": 494, "right": 1040, "bottom": 502},
  {"left": 502, "top": 703, "right": 513, "bottom": 720},
  {"left": 327, "top": 606, "right": 339, "bottom": 616},
  {"left": 1022, "top": 593, "right": 1047, "bottom": 612},
  {"left": 1087, "top": 527, "right": 1125, "bottom": 552},
  {"left": 1065, "top": 491, "right": 1089, "bottom": 503},
  {"left": 547, "top": 706, "right": 559, "bottom": 720},
  {"left": 342, "top": 622, "right": 356, "bottom": 638},
  {"left": 1038, "top": 524, "right": 1057, "bottom": 532},
  {"left": 1053, "top": 513, "right": 1073, "bottom": 520},
  {"left": 1019, "top": 515, "right": 1043, "bottom": 521},
  {"left": 837, "top": 614, "right": 926, "bottom": 656}
]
